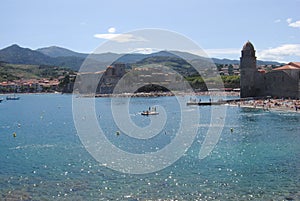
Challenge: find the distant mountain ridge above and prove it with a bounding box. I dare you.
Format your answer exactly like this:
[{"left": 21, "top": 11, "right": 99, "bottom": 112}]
[
  {"left": 0, "top": 44, "right": 283, "bottom": 71},
  {"left": 0, "top": 44, "right": 54, "bottom": 65},
  {"left": 36, "top": 46, "right": 281, "bottom": 65},
  {"left": 0, "top": 44, "right": 85, "bottom": 70},
  {"left": 36, "top": 46, "right": 88, "bottom": 58}
]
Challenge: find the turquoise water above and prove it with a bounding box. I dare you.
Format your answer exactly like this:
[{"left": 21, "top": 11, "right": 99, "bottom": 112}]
[{"left": 0, "top": 94, "right": 299, "bottom": 200}]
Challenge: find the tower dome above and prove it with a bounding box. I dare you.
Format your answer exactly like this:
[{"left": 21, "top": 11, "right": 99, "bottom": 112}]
[
  {"left": 242, "top": 41, "right": 255, "bottom": 51},
  {"left": 240, "top": 41, "right": 257, "bottom": 98},
  {"left": 241, "top": 41, "right": 256, "bottom": 57}
]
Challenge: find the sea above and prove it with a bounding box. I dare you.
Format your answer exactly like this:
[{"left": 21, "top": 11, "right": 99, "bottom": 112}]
[{"left": 0, "top": 94, "right": 299, "bottom": 201}]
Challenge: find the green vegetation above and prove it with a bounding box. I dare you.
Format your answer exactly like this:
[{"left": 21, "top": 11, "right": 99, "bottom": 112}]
[
  {"left": 131, "top": 74, "right": 240, "bottom": 92},
  {"left": 221, "top": 75, "right": 240, "bottom": 88},
  {"left": 133, "top": 56, "right": 198, "bottom": 76},
  {"left": 185, "top": 75, "right": 207, "bottom": 90},
  {"left": 0, "top": 62, "right": 74, "bottom": 82},
  {"left": 185, "top": 75, "right": 240, "bottom": 89}
]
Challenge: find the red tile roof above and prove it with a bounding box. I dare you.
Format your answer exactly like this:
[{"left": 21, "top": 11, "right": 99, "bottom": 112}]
[
  {"left": 273, "top": 62, "right": 300, "bottom": 71},
  {"left": 289, "top": 62, "right": 300, "bottom": 68}
]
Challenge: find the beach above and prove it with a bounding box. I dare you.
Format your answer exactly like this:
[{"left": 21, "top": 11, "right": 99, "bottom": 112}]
[{"left": 229, "top": 98, "right": 300, "bottom": 113}]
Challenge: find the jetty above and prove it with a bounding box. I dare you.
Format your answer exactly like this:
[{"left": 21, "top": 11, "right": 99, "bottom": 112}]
[
  {"left": 187, "top": 101, "right": 223, "bottom": 106},
  {"left": 186, "top": 97, "right": 261, "bottom": 106}
]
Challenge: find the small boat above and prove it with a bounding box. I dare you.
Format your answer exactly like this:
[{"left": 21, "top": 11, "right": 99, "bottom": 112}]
[
  {"left": 141, "top": 111, "right": 159, "bottom": 115},
  {"left": 141, "top": 107, "right": 159, "bottom": 115},
  {"left": 0, "top": 98, "right": 3, "bottom": 103},
  {"left": 6, "top": 94, "right": 20, "bottom": 100}
]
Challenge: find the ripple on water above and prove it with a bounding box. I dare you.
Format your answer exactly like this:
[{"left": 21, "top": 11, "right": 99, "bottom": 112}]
[{"left": 0, "top": 95, "right": 299, "bottom": 200}]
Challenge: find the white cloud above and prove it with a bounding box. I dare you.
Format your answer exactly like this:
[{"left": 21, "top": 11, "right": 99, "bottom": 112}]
[
  {"left": 257, "top": 44, "right": 300, "bottom": 62},
  {"left": 289, "top": 20, "right": 300, "bottom": 28},
  {"left": 93, "top": 33, "right": 147, "bottom": 43},
  {"left": 286, "top": 18, "right": 300, "bottom": 28},
  {"left": 129, "top": 48, "right": 160, "bottom": 54},
  {"left": 108, "top": 27, "right": 116, "bottom": 33},
  {"left": 274, "top": 19, "right": 281, "bottom": 23}
]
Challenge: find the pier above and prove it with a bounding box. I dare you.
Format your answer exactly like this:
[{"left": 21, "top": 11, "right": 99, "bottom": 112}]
[{"left": 186, "top": 97, "right": 267, "bottom": 106}]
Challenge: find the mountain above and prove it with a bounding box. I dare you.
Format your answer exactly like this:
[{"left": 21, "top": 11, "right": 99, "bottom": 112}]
[
  {"left": 0, "top": 44, "right": 54, "bottom": 65},
  {"left": 169, "top": 51, "right": 282, "bottom": 65},
  {"left": 116, "top": 51, "right": 209, "bottom": 64},
  {"left": 212, "top": 58, "right": 240, "bottom": 65},
  {"left": 256, "top": 60, "right": 282, "bottom": 65},
  {"left": 0, "top": 45, "right": 283, "bottom": 72},
  {"left": 0, "top": 44, "right": 85, "bottom": 70},
  {"left": 36, "top": 46, "right": 88, "bottom": 58}
]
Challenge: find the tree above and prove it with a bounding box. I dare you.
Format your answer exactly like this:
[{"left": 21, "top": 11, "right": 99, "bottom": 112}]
[{"left": 228, "top": 64, "right": 234, "bottom": 75}]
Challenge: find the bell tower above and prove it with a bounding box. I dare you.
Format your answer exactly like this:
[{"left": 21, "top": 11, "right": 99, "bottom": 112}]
[{"left": 240, "top": 41, "right": 257, "bottom": 98}]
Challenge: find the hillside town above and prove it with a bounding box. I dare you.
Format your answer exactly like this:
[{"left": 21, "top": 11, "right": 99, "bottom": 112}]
[
  {"left": 0, "top": 75, "right": 76, "bottom": 93},
  {"left": 0, "top": 62, "right": 287, "bottom": 94}
]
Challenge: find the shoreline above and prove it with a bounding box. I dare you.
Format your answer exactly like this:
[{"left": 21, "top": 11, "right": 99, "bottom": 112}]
[
  {"left": 1, "top": 91, "right": 240, "bottom": 97},
  {"left": 228, "top": 98, "right": 300, "bottom": 113},
  {"left": 1, "top": 92, "right": 299, "bottom": 113},
  {"left": 92, "top": 91, "right": 240, "bottom": 98}
]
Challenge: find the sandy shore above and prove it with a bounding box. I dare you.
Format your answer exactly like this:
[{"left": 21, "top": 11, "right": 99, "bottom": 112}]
[
  {"left": 228, "top": 98, "right": 300, "bottom": 113},
  {"left": 92, "top": 91, "right": 240, "bottom": 98}
]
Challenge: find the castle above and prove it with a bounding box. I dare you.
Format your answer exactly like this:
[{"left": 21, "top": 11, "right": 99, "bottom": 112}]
[
  {"left": 240, "top": 41, "right": 300, "bottom": 98},
  {"left": 98, "top": 63, "right": 126, "bottom": 94}
]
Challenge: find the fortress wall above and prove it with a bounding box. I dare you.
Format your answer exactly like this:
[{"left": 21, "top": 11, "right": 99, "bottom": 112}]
[{"left": 264, "top": 71, "right": 298, "bottom": 98}]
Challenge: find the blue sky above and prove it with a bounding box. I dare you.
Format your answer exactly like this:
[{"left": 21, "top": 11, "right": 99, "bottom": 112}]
[{"left": 1, "top": 0, "right": 300, "bottom": 62}]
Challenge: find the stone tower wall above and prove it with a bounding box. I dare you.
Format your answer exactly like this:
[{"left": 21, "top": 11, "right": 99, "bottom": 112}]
[{"left": 240, "top": 41, "right": 257, "bottom": 98}]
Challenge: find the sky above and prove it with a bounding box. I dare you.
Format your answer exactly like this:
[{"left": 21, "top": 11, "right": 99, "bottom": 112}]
[{"left": 1, "top": 0, "right": 300, "bottom": 62}]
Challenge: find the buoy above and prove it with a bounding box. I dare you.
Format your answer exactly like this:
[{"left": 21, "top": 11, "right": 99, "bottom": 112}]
[
  {"left": 230, "top": 128, "right": 234, "bottom": 133},
  {"left": 116, "top": 131, "right": 120, "bottom": 136},
  {"left": 13, "top": 132, "right": 17, "bottom": 138}
]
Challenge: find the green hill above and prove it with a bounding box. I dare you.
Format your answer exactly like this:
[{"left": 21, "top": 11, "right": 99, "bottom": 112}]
[
  {"left": 0, "top": 45, "right": 283, "bottom": 72},
  {"left": 0, "top": 44, "right": 54, "bottom": 65},
  {"left": 36, "top": 46, "right": 87, "bottom": 58},
  {"left": 0, "top": 62, "right": 73, "bottom": 82},
  {"left": 0, "top": 44, "right": 85, "bottom": 71}
]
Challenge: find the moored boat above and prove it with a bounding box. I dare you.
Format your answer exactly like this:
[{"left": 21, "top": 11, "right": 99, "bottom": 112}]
[
  {"left": 141, "top": 111, "right": 159, "bottom": 115},
  {"left": 141, "top": 106, "right": 159, "bottom": 115},
  {"left": 6, "top": 94, "right": 20, "bottom": 100}
]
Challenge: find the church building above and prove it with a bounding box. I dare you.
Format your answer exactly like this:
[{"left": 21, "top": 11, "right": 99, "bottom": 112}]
[{"left": 240, "top": 41, "right": 300, "bottom": 98}]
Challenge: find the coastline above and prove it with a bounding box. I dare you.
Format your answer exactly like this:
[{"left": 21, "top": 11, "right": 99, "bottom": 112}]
[
  {"left": 1, "top": 91, "right": 240, "bottom": 97},
  {"left": 91, "top": 91, "right": 240, "bottom": 98},
  {"left": 1, "top": 92, "right": 299, "bottom": 113},
  {"left": 228, "top": 98, "right": 300, "bottom": 113}
]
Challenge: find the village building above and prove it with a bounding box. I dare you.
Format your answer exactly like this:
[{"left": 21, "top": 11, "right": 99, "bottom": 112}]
[{"left": 0, "top": 78, "right": 61, "bottom": 93}]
